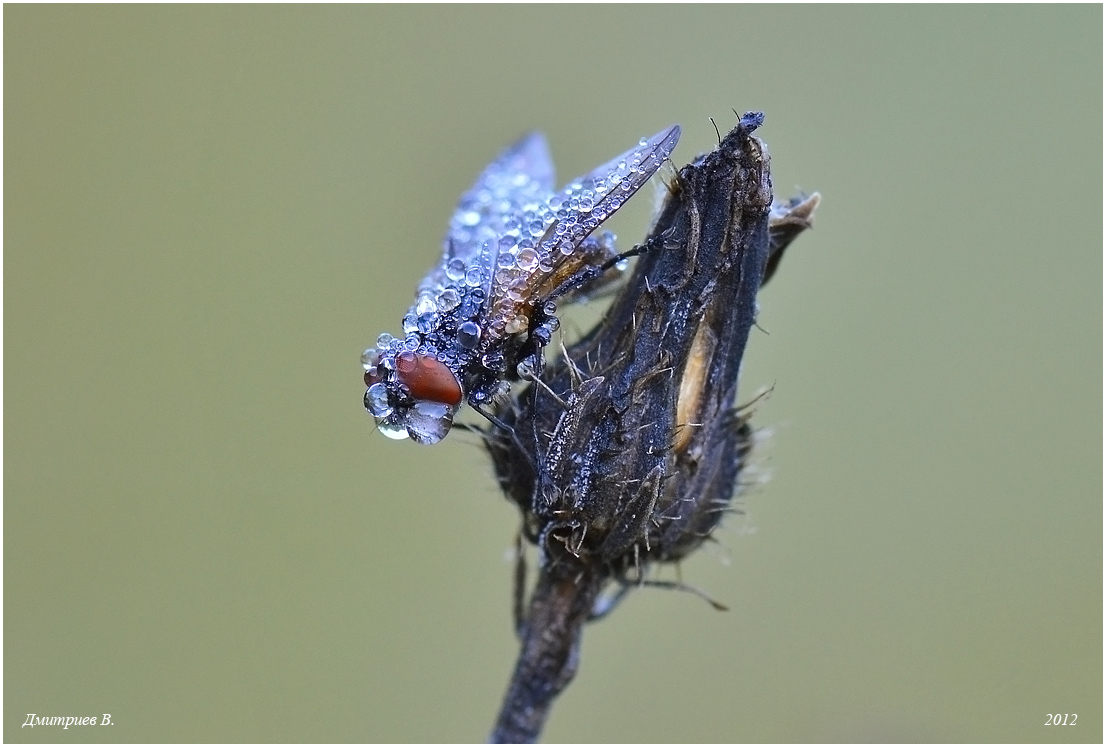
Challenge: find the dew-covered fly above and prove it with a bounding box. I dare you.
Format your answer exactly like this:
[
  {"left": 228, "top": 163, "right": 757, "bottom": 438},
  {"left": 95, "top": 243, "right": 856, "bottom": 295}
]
[{"left": 362, "top": 125, "right": 682, "bottom": 444}]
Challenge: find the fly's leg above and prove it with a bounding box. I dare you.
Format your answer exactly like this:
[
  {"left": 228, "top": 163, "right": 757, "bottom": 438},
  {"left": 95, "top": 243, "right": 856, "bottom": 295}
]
[
  {"left": 472, "top": 402, "right": 536, "bottom": 473},
  {"left": 514, "top": 302, "right": 559, "bottom": 382},
  {"left": 514, "top": 231, "right": 672, "bottom": 382},
  {"left": 546, "top": 230, "right": 671, "bottom": 308},
  {"left": 555, "top": 231, "right": 626, "bottom": 305}
]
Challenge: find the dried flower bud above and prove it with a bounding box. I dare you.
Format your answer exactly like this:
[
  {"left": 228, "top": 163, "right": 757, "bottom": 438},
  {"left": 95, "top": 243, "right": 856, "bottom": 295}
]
[
  {"left": 489, "top": 112, "right": 820, "bottom": 576},
  {"left": 487, "top": 112, "right": 819, "bottom": 743}
]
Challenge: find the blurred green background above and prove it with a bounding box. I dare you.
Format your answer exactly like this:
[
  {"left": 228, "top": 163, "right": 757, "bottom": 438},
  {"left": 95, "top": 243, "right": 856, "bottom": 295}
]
[{"left": 5, "top": 5, "right": 1100, "bottom": 743}]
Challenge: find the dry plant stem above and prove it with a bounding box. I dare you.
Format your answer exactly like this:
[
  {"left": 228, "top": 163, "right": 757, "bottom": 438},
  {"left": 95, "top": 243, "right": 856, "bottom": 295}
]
[{"left": 490, "top": 566, "right": 603, "bottom": 744}]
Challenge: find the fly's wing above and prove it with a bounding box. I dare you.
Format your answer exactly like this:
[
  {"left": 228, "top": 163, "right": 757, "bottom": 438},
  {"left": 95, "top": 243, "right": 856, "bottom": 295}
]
[
  {"left": 546, "top": 125, "right": 681, "bottom": 260},
  {"left": 415, "top": 133, "right": 557, "bottom": 301},
  {"left": 446, "top": 132, "right": 555, "bottom": 266},
  {"left": 481, "top": 126, "right": 682, "bottom": 341}
]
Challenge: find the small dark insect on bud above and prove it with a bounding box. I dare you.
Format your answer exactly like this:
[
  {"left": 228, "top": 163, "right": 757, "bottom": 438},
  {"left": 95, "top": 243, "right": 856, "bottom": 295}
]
[{"left": 485, "top": 112, "right": 820, "bottom": 743}]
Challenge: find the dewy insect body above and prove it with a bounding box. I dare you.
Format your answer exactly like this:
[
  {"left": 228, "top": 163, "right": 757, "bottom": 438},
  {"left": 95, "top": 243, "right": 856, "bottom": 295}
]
[{"left": 363, "top": 125, "right": 682, "bottom": 444}]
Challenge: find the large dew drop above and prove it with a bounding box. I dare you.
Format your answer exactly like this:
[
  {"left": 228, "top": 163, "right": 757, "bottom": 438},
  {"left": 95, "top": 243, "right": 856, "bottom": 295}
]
[
  {"left": 364, "top": 383, "right": 393, "bottom": 419},
  {"left": 405, "top": 401, "right": 456, "bottom": 445},
  {"left": 377, "top": 420, "right": 409, "bottom": 440}
]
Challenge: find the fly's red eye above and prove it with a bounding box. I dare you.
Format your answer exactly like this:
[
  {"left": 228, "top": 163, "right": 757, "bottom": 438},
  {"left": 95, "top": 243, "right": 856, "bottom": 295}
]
[{"left": 395, "top": 353, "right": 463, "bottom": 406}]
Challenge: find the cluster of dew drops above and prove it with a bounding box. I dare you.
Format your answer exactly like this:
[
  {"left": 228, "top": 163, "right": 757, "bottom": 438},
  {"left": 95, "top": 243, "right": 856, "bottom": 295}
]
[{"left": 362, "top": 133, "right": 666, "bottom": 386}]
